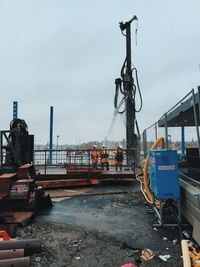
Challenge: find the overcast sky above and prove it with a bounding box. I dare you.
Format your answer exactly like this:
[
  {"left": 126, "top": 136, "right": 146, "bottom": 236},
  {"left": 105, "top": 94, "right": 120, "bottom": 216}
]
[{"left": 0, "top": 0, "right": 200, "bottom": 145}]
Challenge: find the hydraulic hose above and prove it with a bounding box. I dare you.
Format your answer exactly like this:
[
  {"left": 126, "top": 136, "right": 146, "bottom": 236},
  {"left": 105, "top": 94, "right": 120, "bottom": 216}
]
[{"left": 142, "top": 137, "right": 165, "bottom": 206}]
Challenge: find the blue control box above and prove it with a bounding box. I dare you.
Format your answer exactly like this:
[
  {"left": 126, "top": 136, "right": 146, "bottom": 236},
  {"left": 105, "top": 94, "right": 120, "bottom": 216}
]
[{"left": 149, "top": 149, "right": 180, "bottom": 200}]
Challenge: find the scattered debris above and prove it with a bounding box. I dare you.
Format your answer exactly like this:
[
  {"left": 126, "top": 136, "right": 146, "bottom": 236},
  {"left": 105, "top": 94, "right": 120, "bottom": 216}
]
[
  {"left": 140, "top": 248, "right": 155, "bottom": 261},
  {"left": 126, "top": 249, "right": 140, "bottom": 257},
  {"left": 159, "top": 254, "right": 171, "bottom": 261},
  {"left": 182, "top": 231, "right": 190, "bottom": 239},
  {"left": 173, "top": 239, "right": 178, "bottom": 245}
]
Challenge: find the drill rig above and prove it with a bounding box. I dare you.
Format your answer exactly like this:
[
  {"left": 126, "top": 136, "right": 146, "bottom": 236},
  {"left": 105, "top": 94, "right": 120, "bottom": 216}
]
[{"left": 114, "top": 16, "right": 142, "bottom": 167}]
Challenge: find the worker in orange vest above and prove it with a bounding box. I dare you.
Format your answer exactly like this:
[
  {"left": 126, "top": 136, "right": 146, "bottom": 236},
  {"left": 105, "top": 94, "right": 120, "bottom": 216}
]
[
  {"left": 91, "top": 145, "right": 99, "bottom": 169},
  {"left": 100, "top": 145, "right": 109, "bottom": 170},
  {"left": 115, "top": 146, "right": 124, "bottom": 171}
]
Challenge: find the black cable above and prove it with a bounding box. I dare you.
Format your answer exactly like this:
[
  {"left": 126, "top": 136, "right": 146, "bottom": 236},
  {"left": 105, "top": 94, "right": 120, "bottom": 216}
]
[{"left": 132, "top": 68, "right": 143, "bottom": 112}]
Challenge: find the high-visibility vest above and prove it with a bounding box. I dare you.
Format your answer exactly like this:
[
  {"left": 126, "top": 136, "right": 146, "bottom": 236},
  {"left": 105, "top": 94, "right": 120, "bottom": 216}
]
[{"left": 91, "top": 149, "right": 99, "bottom": 163}]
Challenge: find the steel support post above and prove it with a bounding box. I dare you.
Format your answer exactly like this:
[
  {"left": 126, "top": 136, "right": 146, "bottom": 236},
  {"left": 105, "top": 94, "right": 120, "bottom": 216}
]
[
  {"left": 181, "top": 126, "right": 185, "bottom": 155},
  {"left": 49, "top": 106, "right": 54, "bottom": 164},
  {"left": 155, "top": 122, "right": 158, "bottom": 141},
  {"left": 164, "top": 114, "right": 169, "bottom": 149},
  {"left": 192, "top": 89, "right": 200, "bottom": 157}
]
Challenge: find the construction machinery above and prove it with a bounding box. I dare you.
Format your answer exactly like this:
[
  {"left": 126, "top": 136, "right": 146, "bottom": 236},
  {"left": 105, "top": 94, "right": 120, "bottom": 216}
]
[
  {"left": 114, "top": 16, "right": 142, "bottom": 167},
  {"left": 0, "top": 118, "right": 34, "bottom": 171},
  {"left": 0, "top": 119, "right": 52, "bottom": 232}
]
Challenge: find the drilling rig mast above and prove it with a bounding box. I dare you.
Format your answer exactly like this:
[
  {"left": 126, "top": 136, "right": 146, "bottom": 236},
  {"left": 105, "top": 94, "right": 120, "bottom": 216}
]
[{"left": 114, "top": 16, "right": 141, "bottom": 166}]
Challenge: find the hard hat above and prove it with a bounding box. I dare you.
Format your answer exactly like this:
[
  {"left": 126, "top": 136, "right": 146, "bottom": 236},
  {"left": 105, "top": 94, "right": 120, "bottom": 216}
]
[
  {"left": 120, "top": 145, "right": 123, "bottom": 149},
  {"left": 102, "top": 145, "right": 105, "bottom": 147},
  {"left": 93, "top": 145, "right": 97, "bottom": 148}
]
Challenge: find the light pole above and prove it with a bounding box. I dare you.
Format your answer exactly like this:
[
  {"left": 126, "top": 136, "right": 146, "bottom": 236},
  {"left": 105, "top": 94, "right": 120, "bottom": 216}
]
[{"left": 56, "top": 135, "right": 59, "bottom": 164}]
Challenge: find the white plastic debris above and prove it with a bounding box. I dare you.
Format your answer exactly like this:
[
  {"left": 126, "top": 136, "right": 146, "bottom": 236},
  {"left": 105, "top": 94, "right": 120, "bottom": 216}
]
[
  {"left": 182, "top": 231, "right": 190, "bottom": 239},
  {"left": 159, "top": 255, "right": 171, "bottom": 262},
  {"left": 172, "top": 239, "right": 178, "bottom": 245}
]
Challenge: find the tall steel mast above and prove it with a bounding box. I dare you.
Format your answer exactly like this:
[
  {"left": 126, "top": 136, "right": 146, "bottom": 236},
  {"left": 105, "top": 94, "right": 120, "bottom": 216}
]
[{"left": 119, "top": 16, "right": 138, "bottom": 163}]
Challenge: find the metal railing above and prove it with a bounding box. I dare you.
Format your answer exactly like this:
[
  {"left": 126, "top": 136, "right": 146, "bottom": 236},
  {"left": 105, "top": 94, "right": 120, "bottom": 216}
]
[
  {"left": 141, "top": 89, "right": 199, "bottom": 159},
  {"left": 34, "top": 149, "right": 136, "bottom": 175}
]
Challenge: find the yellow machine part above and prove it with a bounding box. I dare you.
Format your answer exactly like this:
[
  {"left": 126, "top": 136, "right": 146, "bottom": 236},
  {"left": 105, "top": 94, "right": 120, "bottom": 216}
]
[{"left": 137, "top": 137, "right": 165, "bottom": 207}]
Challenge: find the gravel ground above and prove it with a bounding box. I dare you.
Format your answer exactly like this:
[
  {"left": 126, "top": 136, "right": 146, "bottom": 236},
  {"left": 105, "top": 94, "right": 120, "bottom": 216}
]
[
  {"left": 16, "top": 183, "right": 184, "bottom": 266},
  {"left": 17, "top": 221, "right": 183, "bottom": 267}
]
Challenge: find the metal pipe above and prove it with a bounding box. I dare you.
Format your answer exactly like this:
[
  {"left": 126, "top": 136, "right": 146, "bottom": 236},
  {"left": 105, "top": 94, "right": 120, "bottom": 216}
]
[
  {"left": 44, "top": 150, "right": 47, "bottom": 176},
  {"left": 0, "top": 249, "right": 24, "bottom": 260},
  {"left": 49, "top": 106, "right": 54, "bottom": 164},
  {"left": 155, "top": 122, "right": 158, "bottom": 141},
  {"left": 0, "top": 239, "right": 43, "bottom": 256},
  {"left": 192, "top": 89, "right": 200, "bottom": 157},
  {"left": 0, "top": 257, "right": 30, "bottom": 267}
]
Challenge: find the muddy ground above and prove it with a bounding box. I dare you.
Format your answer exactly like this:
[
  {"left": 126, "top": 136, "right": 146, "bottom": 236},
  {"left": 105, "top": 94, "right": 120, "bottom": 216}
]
[{"left": 17, "top": 181, "right": 185, "bottom": 267}]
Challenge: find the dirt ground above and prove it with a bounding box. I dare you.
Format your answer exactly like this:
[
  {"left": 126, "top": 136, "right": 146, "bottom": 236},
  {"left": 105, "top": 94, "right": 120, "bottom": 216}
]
[{"left": 17, "top": 181, "right": 184, "bottom": 267}]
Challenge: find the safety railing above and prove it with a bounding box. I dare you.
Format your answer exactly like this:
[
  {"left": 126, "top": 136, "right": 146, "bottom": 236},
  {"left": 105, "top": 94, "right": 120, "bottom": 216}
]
[{"left": 34, "top": 148, "right": 136, "bottom": 175}]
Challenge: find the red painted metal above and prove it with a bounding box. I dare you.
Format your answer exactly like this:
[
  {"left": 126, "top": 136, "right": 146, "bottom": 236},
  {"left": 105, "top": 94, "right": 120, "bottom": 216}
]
[
  {"left": 0, "top": 225, "right": 17, "bottom": 238},
  {"left": 0, "top": 164, "right": 52, "bottom": 226},
  {"left": 0, "top": 173, "right": 17, "bottom": 199},
  {"left": 0, "top": 231, "right": 11, "bottom": 241},
  {"left": 17, "top": 164, "right": 36, "bottom": 179},
  {"left": 0, "top": 212, "right": 34, "bottom": 226},
  {"left": 37, "top": 178, "right": 99, "bottom": 189}
]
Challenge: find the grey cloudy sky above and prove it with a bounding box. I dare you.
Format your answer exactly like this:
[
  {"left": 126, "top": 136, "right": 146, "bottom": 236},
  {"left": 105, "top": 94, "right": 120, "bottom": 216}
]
[{"left": 0, "top": 0, "right": 200, "bottom": 144}]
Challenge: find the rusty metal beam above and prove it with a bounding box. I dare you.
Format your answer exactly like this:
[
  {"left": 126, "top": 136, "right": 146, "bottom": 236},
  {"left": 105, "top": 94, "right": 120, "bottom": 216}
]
[
  {"left": 0, "top": 256, "right": 30, "bottom": 267},
  {"left": 0, "top": 173, "right": 17, "bottom": 200},
  {"left": 17, "top": 163, "right": 36, "bottom": 179},
  {"left": 0, "top": 249, "right": 24, "bottom": 260},
  {"left": 49, "top": 191, "right": 129, "bottom": 198},
  {"left": 37, "top": 178, "right": 99, "bottom": 189}
]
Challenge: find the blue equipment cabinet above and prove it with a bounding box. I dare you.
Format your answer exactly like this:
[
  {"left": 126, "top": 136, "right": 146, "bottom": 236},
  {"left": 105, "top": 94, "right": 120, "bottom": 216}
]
[{"left": 149, "top": 149, "right": 180, "bottom": 200}]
